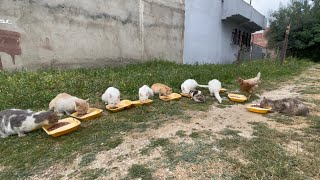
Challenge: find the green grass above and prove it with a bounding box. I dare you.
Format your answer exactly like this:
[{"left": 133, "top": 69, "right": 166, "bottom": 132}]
[
  {"left": 0, "top": 59, "right": 313, "bottom": 179},
  {"left": 218, "top": 128, "right": 242, "bottom": 137},
  {"left": 175, "top": 130, "right": 187, "bottom": 137},
  {"left": 127, "top": 164, "right": 153, "bottom": 180},
  {"left": 216, "top": 122, "right": 320, "bottom": 179},
  {"left": 267, "top": 113, "right": 295, "bottom": 125},
  {"left": 217, "top": 123, "right": 303, "bottom": 179},
  {"left": 79, "top": 168, "right": 107, "bottom": 180},
  {"left": 79, "top": 152, "right": 98, "bottom": 167},
  {"left": 140, "top": 138, "right": 171, "bottom": 155},
  {"left": 298, "top": 86, "right": 320, "bottom": 94}
]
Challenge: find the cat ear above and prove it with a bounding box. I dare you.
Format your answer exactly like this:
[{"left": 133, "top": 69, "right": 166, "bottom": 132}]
[
  {"left": 75, "top": 101, "right": 80, "bottom": 106},
  {"left": 109, "top": 94, "right": 112, "bottom": 99},
  {"left": 85, "top": 98, "right": 90, "bottom": 102},
  {"left": 263, "top": 97, "right": 266, "bottom": 100},
  {"left": 139, "top": 93, "right": 142, "bottom": 97}
]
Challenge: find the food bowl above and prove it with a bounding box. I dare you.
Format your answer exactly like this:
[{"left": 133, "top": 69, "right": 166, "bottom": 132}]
[
  {"left": 42, "top": 117, "right": 81, "bottom": 137},
  {"left": 180, "top": 93, "right": 192, "bottom": 98},
  {"left": 131, "top": 99, "right": 153, "bottom": 106},
  {"left": 160, "top": 93, "right": 182, "bottom": 102},
  {"left": 220, "top": 88, "right": 227, "bottom": 93},
  {"left": 106, "top": 100, "right": 133, "bottom": 112},
  {"left": 228, "top": 93, "right": 247, "bottom": 103},
  {"left": 70, "top": 108, "right": 103, "bottom": 121},
  {"left": 247, "top": 104, "right": 272, "bottom": 114}
]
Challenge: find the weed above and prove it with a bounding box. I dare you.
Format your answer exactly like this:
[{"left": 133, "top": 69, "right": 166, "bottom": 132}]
[
  {"left": 141, "top": 138, "right": 171, "bottom": 155},
  {"left": 79, "top": 153, "right": 97, "bottom": 167},
  {"left": 218, "top": 128, "right": 242, "bottom": 137},
  {"left": 175, "top": 130, "right": 187, "bottom": 138},
  {"left": 79, "top": 168, "right": 107, "bottom": 180},
  {"left": 127, "top": 164, "right": 152, "bottom": 180}
]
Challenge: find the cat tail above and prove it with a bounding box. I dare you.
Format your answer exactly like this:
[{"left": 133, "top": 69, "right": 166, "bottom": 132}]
[
  {"left": 197, "top": 84, "right": 209, "bottom": 88},
  {"left": 214, "top": 91, "right": 222, "bottom": 103}
]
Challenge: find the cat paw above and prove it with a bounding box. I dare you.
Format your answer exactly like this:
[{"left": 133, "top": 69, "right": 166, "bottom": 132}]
[
  {"left": 57, "top": 113, "right": 64, "bottom": 117},
  {"left": 18, "top": 133, "right": 26, "bottom": 137}
]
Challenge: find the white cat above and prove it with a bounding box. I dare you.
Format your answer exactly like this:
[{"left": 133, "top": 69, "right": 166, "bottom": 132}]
[
  {"left": 101, "top": 87, "right": 121, "bottom": 108},
  {"left": 139, "top": 85, "right": 154, "bottom": 102},
  {"left": 180, "top": 79, "right": 209, "bottom": 94},
  {"left": 49, "top": 93, "right": 90, "bottom": 116},
  {"left": 208, "top": 79, "right": 222, "bottom": 103}
]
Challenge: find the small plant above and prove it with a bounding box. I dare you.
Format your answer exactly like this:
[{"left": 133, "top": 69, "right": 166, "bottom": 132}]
[
  {"left": 128, "top": 164, "right": 152, "bottom": 180},
  {"left": 79, "top": 153, "right": 97, "bottom": 167},
  {"left": 141, "top": 138, "right": 171, "bottom": 155},
  {"left": 175, "top": 130, "right": 187, "bottom": 137},
  {"left": 189, "top": 131, "right": 200, "bottom": 139}
]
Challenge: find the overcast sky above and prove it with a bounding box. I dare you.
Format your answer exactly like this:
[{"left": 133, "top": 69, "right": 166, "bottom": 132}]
[{"left": 243, "top": 0, "right": 291, "bottom": 18}]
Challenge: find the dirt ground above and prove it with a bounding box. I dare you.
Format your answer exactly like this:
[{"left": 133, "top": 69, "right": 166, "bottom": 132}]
[{"left": 30, "top": 64, "right": 320, "bottom": 180}]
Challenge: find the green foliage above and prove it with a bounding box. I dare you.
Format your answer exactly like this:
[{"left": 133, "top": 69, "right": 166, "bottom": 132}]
[{"left": 267, "top": 0, "right": 320, "bottom": 61}]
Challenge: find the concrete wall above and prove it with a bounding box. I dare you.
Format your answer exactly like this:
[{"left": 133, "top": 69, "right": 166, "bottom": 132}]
[
  {"left": 183, "top": 0, "right": 245, "bottom": 64},
  {"left": 0, "top": 0, "right": 184, "bottom": 71},
  {"left": 222, "top": 0, "right": 267, "bottom": 29},
  {"left": 183, "top": 0, "right": 266, "bottom": 64}
]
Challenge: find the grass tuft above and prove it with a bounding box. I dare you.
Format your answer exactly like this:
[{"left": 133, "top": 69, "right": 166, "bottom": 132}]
[{"left": 128, "top": 164, "right": 152, "bottom": 180}]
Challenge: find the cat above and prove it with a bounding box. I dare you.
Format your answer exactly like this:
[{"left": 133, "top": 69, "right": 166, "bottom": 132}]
[
  {"left": 139, "top": 85, "right": 154, "bottom": 102},
  {"left": 151, "top": 83, "right": 172, "bottom": 96},
  {"left": 208, "top": 79, "right": 222, "bottom": 103},
  {"left": 189, "top": 90, "right": 205, "bottom": 103},
  {"left": 181, "top": 79, "right": 209, "bottom": 94},
  {"left": 260, "top": 97, "right": 309, "bottom": 117},
  {"left": 49, "top": 93, "right": 89, "bottom": 116},
  {"left": 101, "top": 87, "right": 121, "bottom": 108},
  {"left": 0, "top": 109, "right": 59, "bottom": 138}
]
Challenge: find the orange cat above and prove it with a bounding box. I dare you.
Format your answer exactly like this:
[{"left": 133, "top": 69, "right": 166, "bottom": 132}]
[
  {"left": 151, "top": 83, "right": 172, "bottom": 96},
  {"left": 49, "top": 93, "right": 89, "bottom": 116}
]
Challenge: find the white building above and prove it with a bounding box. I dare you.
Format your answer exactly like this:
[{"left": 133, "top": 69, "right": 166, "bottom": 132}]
[{"left": 183, "top": 0, "right": 267, "bottom": 64}]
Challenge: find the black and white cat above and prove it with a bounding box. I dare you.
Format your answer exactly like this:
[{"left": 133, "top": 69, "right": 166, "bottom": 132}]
[
  {"left": 0, "top": 109, "right": 59, "bottom": 138},
  {"left": 189, "top": 90, "right": 206, "bottom": 103}
]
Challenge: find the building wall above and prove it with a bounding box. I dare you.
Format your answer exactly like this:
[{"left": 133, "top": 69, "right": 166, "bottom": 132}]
[
  {"left": 0, "top": 0, "right": 184, "bottom": 71},
  {"left": 183, "top": 0, "right": 258, "bottom": 64},
  {"left": 252, "top": 31, "right": 268, "bottom": 48}
]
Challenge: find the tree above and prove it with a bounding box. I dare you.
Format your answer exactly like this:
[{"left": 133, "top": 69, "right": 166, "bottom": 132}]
[{"left": 266, "top": 0, "right": 320, "bottom": 61}]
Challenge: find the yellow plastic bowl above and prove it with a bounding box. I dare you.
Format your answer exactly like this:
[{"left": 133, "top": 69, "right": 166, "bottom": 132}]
[
  {"left": 42, "top": 117, "right": 81, "bottom": 137},
  {"left": 228, "top": 93, "right": 247, "bottom": 103},
  {"left": 131, "top": 99, "right": 153, "bottom": 106},
  {"left": 180, "top": 93, "right": 192, "bottom": 98},
  {"left": 106, "top": 100, "right": 133, "bottom": 112},
  {"left": 70, "top": 108, "right": 103, "bottom": 121},
  {"left": 160, "top": 93, "right": 182, "bottom": 102},
  {"left": 247, "top": 104, "right": 272, "bottom": 114},
  {"left": 220, "top": 88, "right": 227, "bottom": 93}
]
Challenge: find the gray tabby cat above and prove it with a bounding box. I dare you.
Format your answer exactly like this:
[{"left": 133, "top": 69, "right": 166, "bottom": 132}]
[
  {"left": 260, "top": 97, "right": 309, "bottom": 117},
  {"left": 0, "top": 109, "right": 59, "bottom": 138}
]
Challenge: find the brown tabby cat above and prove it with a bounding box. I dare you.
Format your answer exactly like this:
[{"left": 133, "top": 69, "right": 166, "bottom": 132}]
[
  {"left": 260, "top": 97, "right": 309, "bottom": 117},
  {"left": 151, "top": 83, "right": 173, "bottom": 96}
]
